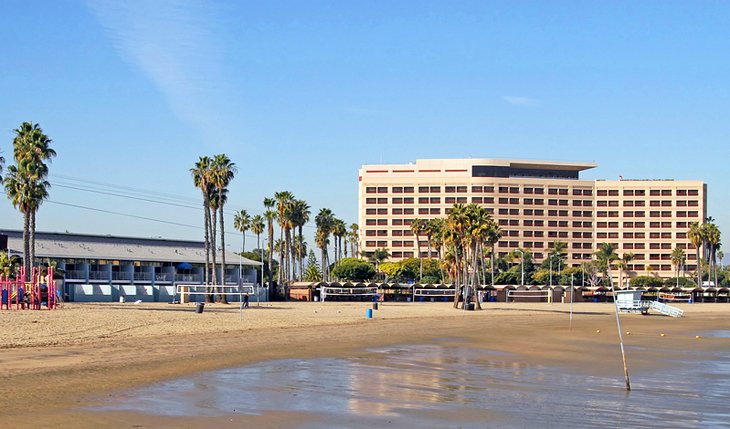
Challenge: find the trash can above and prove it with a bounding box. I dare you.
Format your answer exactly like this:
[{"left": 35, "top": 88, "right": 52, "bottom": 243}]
[
  {"left": 465, "top": 303, "right": 475, "bottom": 311},
  {"left": 195, "top": 302, "right": 205, "bottom": 313},
  {"left": 373, "top": 302, "right": 378, "bottom": 310},
  {"left": 366, "top": 308, "right": 373, "bottom": 318}
]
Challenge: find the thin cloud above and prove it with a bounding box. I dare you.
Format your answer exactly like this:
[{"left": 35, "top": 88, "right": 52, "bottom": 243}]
[
  {"left": 88, "top": 0, "right": 237, "bottom": 145},
  {"left": 502, "top": 96, "right": 541, "bottom": 107}
]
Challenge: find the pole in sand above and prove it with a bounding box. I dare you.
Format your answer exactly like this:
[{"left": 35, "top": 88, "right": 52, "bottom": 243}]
[
  {"left": 608, "top": 266, "right": 631, "bottom": 391},
  {"left": 570, "top": 272, "right": 574, "bottom": 330}
]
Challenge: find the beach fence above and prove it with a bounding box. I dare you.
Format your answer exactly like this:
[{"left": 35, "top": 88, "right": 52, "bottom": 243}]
[{"left": 1, "top": 267, "right": 58, "bottom": 310}]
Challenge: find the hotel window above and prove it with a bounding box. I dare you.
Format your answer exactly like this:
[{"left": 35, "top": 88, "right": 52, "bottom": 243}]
[
  {"left": 430, "top": 186, "right": 440, "bottom": 193},
  {"left": 404, "top": 197, "right": 414, "bottom": 204},
  {"left": 366, "top": 208, "right": 376, "bottom": 215},
  {"left": 549, "top": 199, "right": 558, "bottom": 206},
  {"left": 445, "top": 186, "right": 456, "bottom": 193},
  {"left": 377, "top": 187, "right": 388, "bottom": 193},
  {"left": 419, "top": 186, "right": 429, "bottom": 193},
  {"left": 624, "top": 201, "right": 634, "bottom": 207},
  {"left": 635, "top": 211, "right": 645, "bottom": 217},
  {"left": 499, "top": 208, "right": 509, "bottom": 215},
  {"left": 392, "top": 186, "right": 403, "bottom": 193},
  {"left": 377, "top": 198, "right": 388, "bottom": 204},
  {"left": 392, "top": 241, "right": 403, "bottom": 248},
  {"left": 430, "top": 208, "right": 441, "bottom": 215},
  {"left": 535, "top": 220, "right": 544, "bottom": 227},
  {"left": 509, "top": 209, "right": 520, "bottom": 215},
  {"left": 457, "top": 197, "right": 467, "bottom": 203},
  {"left": 392, "top": 219, "right": 403, "bottom": 226},
  {"left": 404, "top": 187, "right": 414, "bottom": 193},
  {"left": 572, "top": 211, "right": 582, "bottom": 217},
  {"left": 418, "top": 197, "right": 429, "bottom": 204},
  {"left": 472, "top": 186, "right": 483, "bottom": 193},
  {"left": 688, "top": 190, "right": 699, "bottom": 196},
  {"left": 676, "top": 200, "right": 687, "bottom": 207},
  {"left": 378, "top": 208, "right": 388, "bottom": 215},
  {"left": 609, "top": 190, "right": 619, "bottom": 196},
  {"left": 650, "top": 201, "right": 660, "bottom": 207},
  {"left": 524, "top": 187, "right": 534, "bottom": 194},
  {"left": 366, "top": 197, "right": 376, "bottom": 204},
  {"left": 677, "top": 189, "right": 687, "bottom": 196},
  {"left": 393, "top": 197, "right": 404, "bottom": 204},
  {"left": 509, "top": 219, "right": 519, "bottom": 226},
  {"left": 484, "top": 186, "right": 494, "bottom": 193},
  {"left": 624, "top": 190, "right": 634, "bottom": 196},
  {"left": 688, "top": 211, "right": 699, "bottom": 217},
  {"left": 524, "top": 209, "right": 534, "bottom": 216},
  {"left": 535, "top": 199, "right": 544, "bottom": 205},
  {"left": 534, "top": 188, "right": 544, "bottom": 194},
  {"left": 499, "top": 197, "right": 509, "bottom": 204},
  {"left": 624, "top": 222, "right": 634, "bottom": 228},
  {"left": 485, "top": 197, "right": 494, "bottom": 203},
  {"left": 688, "top": 200, "right": 699, "bottom": 206},
  {"left": 548, "top": 220, "right": 558, "bottom": 227},
  {"left": 403, "top": 208, "right": 414, "bottom": 214},
  {"left": 366, "top": 187, "right": 377, "bottom": 194},
  {"left": 509, "top": 198, "right": 519, "bottom": 204},
  {"left": 446, "top": 197, "right": 456, "bottom": 203},
  {"left": 597, "top": 222, "right": 607, "bottom": 228},
  {"left": 377, "top": 219, "right": 388, "bottom": 225},
  {"left": 499, "top": 219, "right": 508, "bottom": 226},
  {"left": 676, "top": 221, "right": 688, "bottom": 228},
  {"left": 458, "top": 186, "right": 468, "bottom": 193},
  {"left": 365, "top": 241, "right": 376, "bottom": 247},
  {"left": 472, "top": 197, "right": 483, "bottom": 203},
  {"left": 625, "top": 211, "right": 634, "bottom": 217},
  {"left": 598, "top": 201, "right": 608, "bottom": 207},
  {"left": 609, "top": 222, "right": 619, "bottom": 228},
  {"left": 661, "top": 201, "right": 672, "bottom": 207},
  {"left": 392, "top": 230, "right": 403, "bottom": 237},
  {"left": 559, "top": 221, "right": 569, "bottom": 227},
  {"left": 597, "top": 190, "right": 608, "bottom": 196},
  {"left": 418, "top": 208, "right": 429, "bottom": 215},
  {"left": 524, "top": 220, "right": 534, "bottom": 226}
]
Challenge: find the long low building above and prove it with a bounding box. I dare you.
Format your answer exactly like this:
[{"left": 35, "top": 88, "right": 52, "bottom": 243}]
[{"left": 1, "top": 230, "right": 262, "bottom": 302}]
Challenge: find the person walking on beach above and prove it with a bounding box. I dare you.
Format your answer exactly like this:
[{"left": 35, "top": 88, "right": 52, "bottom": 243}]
[{"left": 243, "top": 293, "right": 249, "bottom": 308}]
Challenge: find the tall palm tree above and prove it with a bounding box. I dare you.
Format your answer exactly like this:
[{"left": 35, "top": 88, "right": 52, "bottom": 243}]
[
  {"left": 332, "top": 218, "right": 347, "bottom": 264},
  {"left": 671, "top": 247, "right": 686, "bottom": 286},
  {"left": 616, "top": 252, "right": 635, "bottom": 290},
  {"left": 191, "top": 156, "right": 214, "bottom": 293},
  {"left": 6, "top": 122, "right": 55, "bottom": 276},
  {"left": 427, "top": 218, "right": 447, "bottom": 282},
  {"left": 349, "top": 223, "right": 359, "bottom": 258},
  {"left": 410, "top": 218, "right": 426, "bottom": 281},
  {"left": 211, "top": 154, "right": 236, "bottom": 302},
  {"left": 274, "top": 191, "right": 294, "bottom": 284},
  {"left": 233, "top": 210, "right": 251, "bottom": 255},
  {"left": 595, "top": 243, "right": 619, "bottom": 285},
  {"left": 704, "top": 222, "right": 721, "bottom": 287},
  {"left": 251, "top": 215, "right": 265, "bottom": 254},
  {"left": 315, "top": 208, "right": 335, "bottom": 281},
  {"left": 290, "top": 200, "right": 310, "bottom": 280},
  {"left": 263, "top": 205, "right": 277, "bottom": 291},
  {"left": 688, "top": 222, "right": 705, "bottom": 287}
]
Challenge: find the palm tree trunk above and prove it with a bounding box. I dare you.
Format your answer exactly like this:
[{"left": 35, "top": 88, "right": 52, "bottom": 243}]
[
  {"left": 267, "top": 222, "right": 274, "bottom": 296},
  {"left": 219, "top": 205, "right": 228, "bottom": 304},
  {"left": 23, "top": 210, "right": 31, "bottom": 276},
  {"left": 298, "top": 226, "right": 304, "bottom": 281},
  {"left": 30, "top": 209, "right": 36, "bottom": 272},
  {"left": 210, "top": 207, "right": 218, "bottom": 290}
]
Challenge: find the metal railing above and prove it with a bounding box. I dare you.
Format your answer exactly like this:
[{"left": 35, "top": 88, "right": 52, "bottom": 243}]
[
  {"left": 134, "top": 272, "right": 152, "bottom": 281},
  {"left": 65, "top": 269, "right": 87, "bottom": 279},
  {"left": 89, "top": 271, "right": 109, "bottom": 280},
  {"left": 175, "top": 274, "right": 202, "bottom": 283},
  {"left": 112, "top": 271, "right": 132, "bottom": 281}
]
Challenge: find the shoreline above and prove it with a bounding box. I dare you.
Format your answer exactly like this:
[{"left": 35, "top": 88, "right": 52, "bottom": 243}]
[{"left": 2, "top": 302, "right": 729, "bottom": 427}]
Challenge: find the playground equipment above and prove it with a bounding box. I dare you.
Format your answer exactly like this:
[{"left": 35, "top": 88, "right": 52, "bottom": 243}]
[{"left": 1, "top": 267, "right": 58, "bottom": 310}]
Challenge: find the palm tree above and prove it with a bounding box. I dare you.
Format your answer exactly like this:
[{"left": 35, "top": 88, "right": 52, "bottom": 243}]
[
  {"left": 263, "top": 203, "right": 277, "bottom": 291},
  {"left": 595, "top": 243, "right": 619, "bottom": 285},
  {"left": 211, "top": 154, "right": 236, "bottom": 302},
  {"left": 315, "top": 208, "right": 335, "bottom": 281},
  {"left": 5, "top": 122, "right": 55, "bottom": 276},
  {"left": 704, "top": 221, "right": 721, "bottom": 288},
  {"left": 332, "top": 218, "right": 347, "bottom": 264},
  {"left": 233, "top": 210, "right": 251, "bottom": 254},
  {"left": 688, "top": 222, "right": 705, "bottom": 287},
  {"left": 251, "top": 215, "right": 265, "bottom": 254},
  {"left": 191, "top": 156, "right": 214, "bottom": 294},
  {"left": 427, "top": 218, "right": 447, "bottom": 282},
  {"left": 671, "top": 247, "right": 686, "bottom": 287},
  {"left": 289, "top": 200, "right": 311, "bottom": 280},
  {"left": 410, "top": 218, "right": 426, "bottom": 281},
  {"left": 368, "top": 248, "right": 391, "bottom": 278},
  {"left": 274, "top": 191, "right": 294, "bottom": 284},
  {"left": 616, "top": 252, "right": 635, "bottom": 290},
  {"left": 349, "top": 223, "right": 359, "bottom": 258}
]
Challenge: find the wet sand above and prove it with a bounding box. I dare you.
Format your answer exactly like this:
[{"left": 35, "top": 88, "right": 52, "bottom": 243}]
[{"left": 1, "top": 301, "right": 729, "bottom": 428}]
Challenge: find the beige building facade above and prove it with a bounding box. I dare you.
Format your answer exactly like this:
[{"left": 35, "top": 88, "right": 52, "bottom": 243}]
[{"left": 358, "top": 158, "right": 706, "bottom": 279}]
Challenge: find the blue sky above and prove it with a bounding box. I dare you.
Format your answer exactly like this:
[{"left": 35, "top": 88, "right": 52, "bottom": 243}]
[{"left": 1, "top": 1, "right": 729, "bottom": 250}]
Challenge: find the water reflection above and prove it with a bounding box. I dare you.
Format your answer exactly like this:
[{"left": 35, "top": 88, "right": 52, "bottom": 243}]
[{"left": 97, "top": 344, "right": 730, "bottom": 428}]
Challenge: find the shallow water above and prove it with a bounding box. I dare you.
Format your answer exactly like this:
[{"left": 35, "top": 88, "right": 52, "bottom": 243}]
[{"left": 96, "top": 341, "right": 730, "bottom": 428}]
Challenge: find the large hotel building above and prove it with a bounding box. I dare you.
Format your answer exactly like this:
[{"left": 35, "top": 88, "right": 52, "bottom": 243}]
[{"left": 358, "top": 158, "right": 706, "bottom": 278}]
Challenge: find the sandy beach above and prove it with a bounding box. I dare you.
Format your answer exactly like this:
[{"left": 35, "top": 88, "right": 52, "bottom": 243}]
[{"left": 1, "top": 301, "right": 730, "bottom": 428}]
